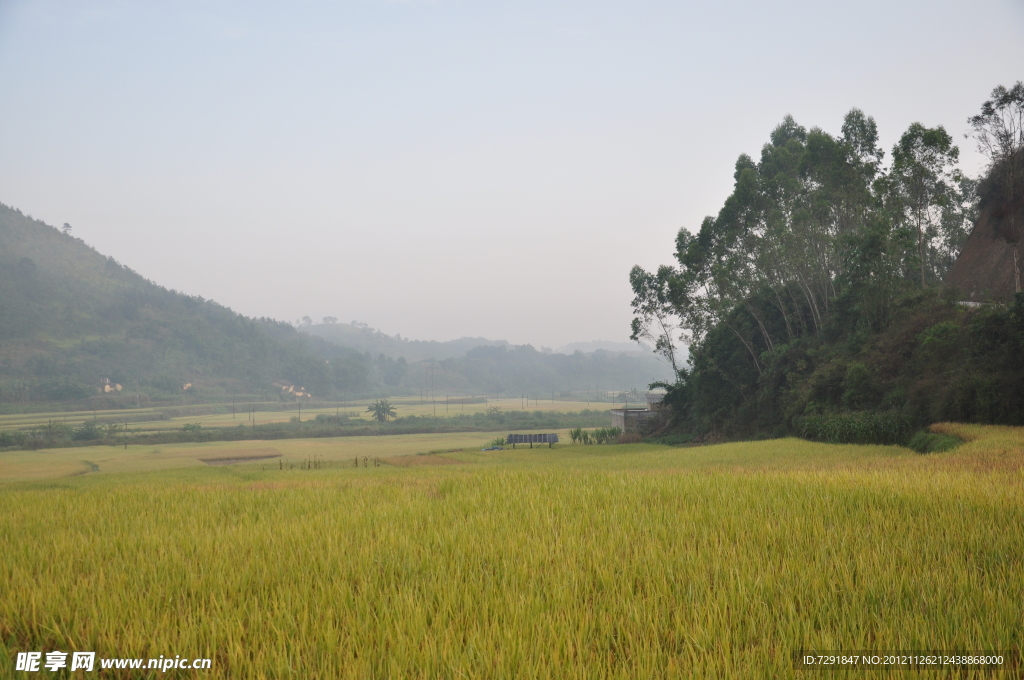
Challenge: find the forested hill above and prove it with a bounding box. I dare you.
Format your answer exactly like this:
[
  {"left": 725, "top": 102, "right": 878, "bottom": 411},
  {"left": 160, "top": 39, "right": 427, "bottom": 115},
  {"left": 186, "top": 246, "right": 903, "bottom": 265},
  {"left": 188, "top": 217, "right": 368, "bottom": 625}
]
[{"left": 0, "top": 203, "right": 365, "bottom": 404}]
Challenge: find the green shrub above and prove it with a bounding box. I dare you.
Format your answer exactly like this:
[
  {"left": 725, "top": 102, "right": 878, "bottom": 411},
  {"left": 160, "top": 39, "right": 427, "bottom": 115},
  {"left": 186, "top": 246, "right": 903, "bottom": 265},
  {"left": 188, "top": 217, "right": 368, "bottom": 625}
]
[
  {"left": 907, "top": 431, "right": 962, "bottom": 454},
  {"left": 841, "top": 363, "right": 879, "bottom": 410},
  {"left": 72, "top": 421, "right": 103, "bottom": 441}
]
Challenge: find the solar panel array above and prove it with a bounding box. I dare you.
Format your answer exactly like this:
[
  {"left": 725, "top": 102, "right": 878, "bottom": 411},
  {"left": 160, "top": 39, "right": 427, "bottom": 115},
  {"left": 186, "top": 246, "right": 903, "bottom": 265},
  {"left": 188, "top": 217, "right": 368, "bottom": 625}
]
[{"left": 506, "top": 433, "right": 559, "bottom": 445}]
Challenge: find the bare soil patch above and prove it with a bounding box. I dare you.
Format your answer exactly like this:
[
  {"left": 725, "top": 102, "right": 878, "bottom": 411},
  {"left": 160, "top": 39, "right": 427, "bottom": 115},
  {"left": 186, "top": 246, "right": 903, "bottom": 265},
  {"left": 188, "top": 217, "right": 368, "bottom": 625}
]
[{"left": 200, "top": 449, "right": 281, "bottom": 466}]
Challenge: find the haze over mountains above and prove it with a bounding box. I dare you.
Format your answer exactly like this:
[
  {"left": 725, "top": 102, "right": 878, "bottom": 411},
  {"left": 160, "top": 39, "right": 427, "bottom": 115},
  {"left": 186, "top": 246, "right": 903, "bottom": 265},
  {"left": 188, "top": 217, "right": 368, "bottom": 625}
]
[{"left": 0, "top": 203, "right": 674, "bottom": 405}]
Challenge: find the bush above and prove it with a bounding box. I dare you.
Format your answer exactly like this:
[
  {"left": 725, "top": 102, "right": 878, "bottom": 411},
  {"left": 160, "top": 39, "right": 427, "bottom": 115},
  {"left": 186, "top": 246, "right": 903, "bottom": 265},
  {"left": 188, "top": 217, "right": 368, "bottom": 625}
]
[
  {"left": 799, "top": 411, "right": 911, "bottom": 445},
  {"left": 907, "top": 431, "right": 962, "bottom": 454},
  {"left": 314, "top": 414, "right": 350, "bottom": 425},
  {"left": 72, "top": 421, "right": 102, "bottom": 441}
]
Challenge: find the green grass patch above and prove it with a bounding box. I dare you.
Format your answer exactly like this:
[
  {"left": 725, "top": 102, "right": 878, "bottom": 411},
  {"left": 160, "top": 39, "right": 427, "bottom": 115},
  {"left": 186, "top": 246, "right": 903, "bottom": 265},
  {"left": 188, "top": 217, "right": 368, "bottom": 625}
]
[{"left": 907, "top": 430, "right": 963, "bottom": 453}]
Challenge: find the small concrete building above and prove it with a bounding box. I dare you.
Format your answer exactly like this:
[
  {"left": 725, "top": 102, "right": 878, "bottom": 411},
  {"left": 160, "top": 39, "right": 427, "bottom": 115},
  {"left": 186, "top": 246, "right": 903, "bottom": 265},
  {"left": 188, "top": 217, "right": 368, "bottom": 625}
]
[
  {"left": 609, "top": 391, "right": 666, "bottom": 433},
  {"left": 610, "top": 408, "right": 656, "bottom": 433}
]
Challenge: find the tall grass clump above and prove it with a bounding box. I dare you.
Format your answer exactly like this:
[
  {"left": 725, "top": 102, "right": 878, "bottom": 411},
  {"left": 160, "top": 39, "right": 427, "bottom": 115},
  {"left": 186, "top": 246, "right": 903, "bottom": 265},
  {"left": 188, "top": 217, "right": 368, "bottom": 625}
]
[
  {"left": 907, "top": 430, "right": 962, "bottom": 453},
  {"left": 569, "top": 427, "right": 622, "bottom": 444},
  {"left": 799, "top": 411, "right": 912, "bottom": 445}
]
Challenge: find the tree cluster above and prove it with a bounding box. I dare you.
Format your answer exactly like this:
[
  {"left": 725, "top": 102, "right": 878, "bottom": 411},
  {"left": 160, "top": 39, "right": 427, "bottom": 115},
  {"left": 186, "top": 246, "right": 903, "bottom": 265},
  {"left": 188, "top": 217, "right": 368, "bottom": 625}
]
[{"left": 631, "top": 85, "right": 1024, "bottom": 438}]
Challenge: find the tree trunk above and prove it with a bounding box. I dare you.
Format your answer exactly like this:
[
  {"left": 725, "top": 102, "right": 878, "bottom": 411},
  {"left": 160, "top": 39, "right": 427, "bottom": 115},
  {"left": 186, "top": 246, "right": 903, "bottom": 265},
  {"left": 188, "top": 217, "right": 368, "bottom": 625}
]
[
  {"left": 771, "top": 287, "right": 794, "bottom": 343},
  {"left": 722, "top": 319, "right": 762, "bottom": 375},
  {"left": 744, "top": 301, "right": 775, "bottom": 353},
  {"left": 1014, "top": 241, "right": 1021, "bottom": 293},
  {"left": 918, "top": 213, "right": 927, "bottom": 288}
]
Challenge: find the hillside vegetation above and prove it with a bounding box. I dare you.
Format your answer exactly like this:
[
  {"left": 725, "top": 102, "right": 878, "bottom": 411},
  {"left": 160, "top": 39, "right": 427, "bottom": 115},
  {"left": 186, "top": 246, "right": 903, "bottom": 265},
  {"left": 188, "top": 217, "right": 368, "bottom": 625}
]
[{"left": 0, "top": 203, "right": 383, "bottom": 405}]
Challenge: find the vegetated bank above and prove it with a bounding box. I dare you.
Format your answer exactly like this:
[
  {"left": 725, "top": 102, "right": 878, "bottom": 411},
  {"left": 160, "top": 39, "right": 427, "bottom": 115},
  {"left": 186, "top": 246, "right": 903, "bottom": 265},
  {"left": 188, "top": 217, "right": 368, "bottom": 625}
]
[
  {"left": 0, "top": 409, "right": 613, "bottom": 451},
  {"left": 630, "top": 85, "right": 1024, "bottom": 445}
]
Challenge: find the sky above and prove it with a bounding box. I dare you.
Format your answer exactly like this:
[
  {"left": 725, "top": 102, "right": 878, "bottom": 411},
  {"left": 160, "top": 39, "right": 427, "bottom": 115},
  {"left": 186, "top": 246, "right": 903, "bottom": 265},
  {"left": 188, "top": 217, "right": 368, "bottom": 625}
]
[{"left": 1, "top": 0, "right": 1022, "bottom": 348}]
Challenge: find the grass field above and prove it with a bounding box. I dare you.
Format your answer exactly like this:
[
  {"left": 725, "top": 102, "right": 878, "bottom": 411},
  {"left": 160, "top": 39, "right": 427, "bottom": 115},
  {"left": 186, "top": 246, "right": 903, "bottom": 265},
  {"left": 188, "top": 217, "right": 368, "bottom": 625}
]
[{"left": 0, "top": 423, "right": 1021, "bottom": 678}]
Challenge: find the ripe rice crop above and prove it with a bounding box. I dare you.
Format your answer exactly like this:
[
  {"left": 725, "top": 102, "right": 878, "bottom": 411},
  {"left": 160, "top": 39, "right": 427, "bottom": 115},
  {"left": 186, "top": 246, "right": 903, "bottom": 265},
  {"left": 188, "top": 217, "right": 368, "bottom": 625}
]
[{"left": 0, "top": 424, "right": 1021, "bottom": 678}]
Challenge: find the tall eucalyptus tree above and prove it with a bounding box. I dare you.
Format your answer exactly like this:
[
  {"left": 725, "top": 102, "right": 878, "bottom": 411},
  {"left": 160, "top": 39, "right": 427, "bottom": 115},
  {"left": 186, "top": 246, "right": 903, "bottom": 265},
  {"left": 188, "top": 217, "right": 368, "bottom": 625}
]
[{"left": 889, "top": 123, "right": 961, "bottom": 287}]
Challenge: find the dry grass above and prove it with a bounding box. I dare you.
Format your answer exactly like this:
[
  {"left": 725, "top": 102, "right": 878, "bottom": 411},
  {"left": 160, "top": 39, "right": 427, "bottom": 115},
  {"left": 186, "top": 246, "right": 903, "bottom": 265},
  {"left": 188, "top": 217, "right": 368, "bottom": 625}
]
[{"left": 0, "top": 431, "right": 531, "bottom": 482}]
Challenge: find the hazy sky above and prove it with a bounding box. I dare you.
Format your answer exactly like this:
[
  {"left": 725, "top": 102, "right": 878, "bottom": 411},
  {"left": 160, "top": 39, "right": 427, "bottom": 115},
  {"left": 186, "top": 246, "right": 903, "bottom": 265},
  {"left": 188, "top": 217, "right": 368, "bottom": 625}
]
[{"left": 1, "top": 1, "right": 1022, "bottom": 347}]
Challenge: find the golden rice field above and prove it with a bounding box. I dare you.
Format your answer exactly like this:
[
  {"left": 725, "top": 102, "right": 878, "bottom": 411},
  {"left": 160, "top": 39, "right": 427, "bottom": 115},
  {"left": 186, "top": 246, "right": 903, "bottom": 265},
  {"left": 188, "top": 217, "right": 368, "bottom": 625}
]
[{"left": 0, "top": 423, "right": 1022, "bottom": 678}]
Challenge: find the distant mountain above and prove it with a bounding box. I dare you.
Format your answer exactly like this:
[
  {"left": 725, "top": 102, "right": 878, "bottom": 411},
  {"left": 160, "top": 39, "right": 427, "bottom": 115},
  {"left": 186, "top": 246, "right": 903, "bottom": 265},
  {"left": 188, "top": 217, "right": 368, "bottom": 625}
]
[
  {"left": 399, "top": 344, "right": 675, "bottom": 396},
  {"left": 300, "top": 323, "right": 677, "bottom": 392},
  {"left": 302, "top": 322, "right": 508, "bottom": 362},
  {"left": 556, "top": 340, "right": 651, "bottom": 355},
  {"left": 304, "top": 324, "right": 673, "bottom": 361}
]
